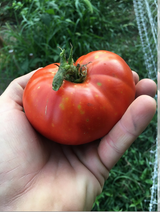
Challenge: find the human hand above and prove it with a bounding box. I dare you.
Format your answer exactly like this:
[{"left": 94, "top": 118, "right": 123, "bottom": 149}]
[{"left": 0, "top": 70, "right": 156, "bottom": 211}]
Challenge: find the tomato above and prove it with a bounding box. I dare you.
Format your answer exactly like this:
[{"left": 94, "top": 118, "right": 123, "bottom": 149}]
[{"left": 23, "top": 49, "right": 135, "bottom": 145}]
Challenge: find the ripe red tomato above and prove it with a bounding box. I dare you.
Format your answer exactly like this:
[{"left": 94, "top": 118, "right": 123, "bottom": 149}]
[{"left": 23, "top": 50, "right": 135, "bottom": 145}]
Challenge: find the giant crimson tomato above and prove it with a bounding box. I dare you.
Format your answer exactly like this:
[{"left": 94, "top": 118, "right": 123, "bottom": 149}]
[{"left": 23, "top": 49, "right": 135, "bottom": 145}]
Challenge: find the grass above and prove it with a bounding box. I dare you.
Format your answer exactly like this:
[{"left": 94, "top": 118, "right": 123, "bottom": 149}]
[
  {"left": 0, "top": 0, "right": 143, "bottom": 78},
  {"left": 0, "top": 0, "right": 157, "bottom": 211}
]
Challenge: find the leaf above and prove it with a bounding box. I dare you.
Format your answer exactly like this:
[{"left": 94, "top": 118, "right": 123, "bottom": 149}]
[
  {"left": 140, "top": 168, "right": 148, "bottom": 180},
  {"left": 53, "top": 55, "right": 59, "bottom": 62},
  {"left": 145, "top": 179, "right": 153, "bottom": 184},
  {"left": 45, "top": 9, "right": 55, "bottom": 15},
  {"left": 40, "top": 14, "right": 51, "bottom": 26},
  {"left": 75, "top": 0, "right": 80, "bottom": 10},
  {"left": 65, "top": 19, "right": 74, "bottom": 25},
  {"left": 48, "top": 2, "right": 59, "bottom": 10},
  {"left": 129, "top": 204, "right": 136, "bottom": 208},
  {"left": 20, "top": 58, "right": 29, "bottom": 73},
  {"left": 104, "top": 192, "right": 113, "bottom": 197},
  {"left": 123, "top": 23, "right": 135, "bottom": 27},
  {"left": 82, "top": 0, "right": 93, "bottom": 14},
  {"left": 29, "top": 58, "right": 42, "bottom": 68}
]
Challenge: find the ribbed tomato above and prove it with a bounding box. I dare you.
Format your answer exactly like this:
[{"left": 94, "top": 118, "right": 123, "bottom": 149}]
[{"left": 23, "top": 49, "right": 135, "bottom": 145}]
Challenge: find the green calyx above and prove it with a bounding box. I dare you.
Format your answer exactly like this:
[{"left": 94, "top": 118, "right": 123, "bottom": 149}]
[{"left": 52, "top": 46, "right": 88, "bottom": 91}]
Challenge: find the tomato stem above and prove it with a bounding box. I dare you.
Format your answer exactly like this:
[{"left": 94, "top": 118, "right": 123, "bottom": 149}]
[{"left": 52, "top": 47, "right": 88, "bottom": 91}]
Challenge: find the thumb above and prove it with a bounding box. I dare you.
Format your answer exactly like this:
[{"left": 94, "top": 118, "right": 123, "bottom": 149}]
[{"left": 1, "top": 69, "right": 41, "bottom": 110}]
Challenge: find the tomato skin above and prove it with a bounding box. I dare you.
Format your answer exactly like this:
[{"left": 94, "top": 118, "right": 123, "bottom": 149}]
[{"left": 23, "top": 50, "right": 135, "bottom": 145}]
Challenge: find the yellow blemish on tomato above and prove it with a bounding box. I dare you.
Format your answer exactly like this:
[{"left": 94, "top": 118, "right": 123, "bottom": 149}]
[
  {"left": 65, "top": 97, "right": 69, "bottom": 101},
  {"left": 97, "top": 82, "right": 102, "bottom": 86},
  {"left": 52, "top": 123, "right": 54, "bottom": 127},
  {"left": 95, "top": 55, "right": 99, "bottom": 59},
  {"left": 37, "top": 86, "right": 40, "bottom": 89},
  {"left": 95, "top": 94, "right": 98, "bottom": 97},
  {"left": 78, "top": 104, "right": 85, "bottom": 114},
  {"left": 59, "top": 103, "right": 65, "bottom": 110}
]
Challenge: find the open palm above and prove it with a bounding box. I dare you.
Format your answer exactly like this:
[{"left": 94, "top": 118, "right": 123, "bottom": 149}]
[{"left": 0, "top": 71, "right": 156, "bottom": 211}]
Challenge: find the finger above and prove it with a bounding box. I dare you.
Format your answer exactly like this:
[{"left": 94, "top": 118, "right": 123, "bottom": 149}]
[
  {"left": 135, "top": 79, "right": 157, "bottom": 98},
  {"left": 98, "top": 95, "right": 156, "bottom": 171},
  {"left": 132, "top": 71, "right": 139, "bottom": 84},
  {"left": 1, "top": 68, "right": 42, "bottom": 108}
]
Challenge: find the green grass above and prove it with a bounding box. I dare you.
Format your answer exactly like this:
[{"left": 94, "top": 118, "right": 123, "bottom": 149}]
[
  {"left": 0, "top": 0, "right": 157, "bottom": 211},
  {"left": 0, "top": 0, "right": 143, "bottom": 77}
]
